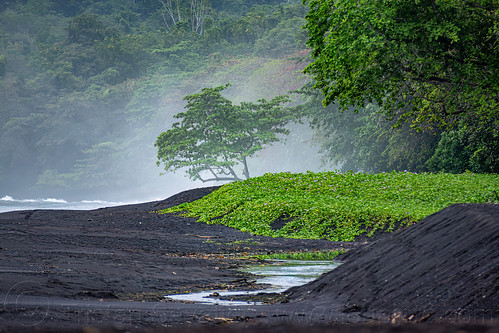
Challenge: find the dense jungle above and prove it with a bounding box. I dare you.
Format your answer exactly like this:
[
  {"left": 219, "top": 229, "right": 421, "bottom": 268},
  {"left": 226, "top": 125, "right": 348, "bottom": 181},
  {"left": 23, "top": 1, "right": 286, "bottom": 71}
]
[{"left": 0, "top": 0, "right": 497, "bottom": 201}]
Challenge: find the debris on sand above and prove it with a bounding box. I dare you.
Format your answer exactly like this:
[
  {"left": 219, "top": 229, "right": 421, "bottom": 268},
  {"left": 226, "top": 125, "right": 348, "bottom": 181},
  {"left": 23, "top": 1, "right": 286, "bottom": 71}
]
[{"left": 286, "top": 204, "right": 499, "bottom": 322}]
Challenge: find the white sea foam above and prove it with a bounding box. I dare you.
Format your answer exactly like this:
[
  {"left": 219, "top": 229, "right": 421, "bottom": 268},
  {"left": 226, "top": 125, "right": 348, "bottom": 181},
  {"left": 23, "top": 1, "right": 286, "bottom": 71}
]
[
  {"left": 42, "top": 198, "right": 68, "bottom": 203},
  {"left": 81, "top": 200, "right": 108, "bottom": 204},
  {"left": 0, "top": 195, "right": 128, "bottom": 213},
  {"left": 0, "top": 195, "right": 15, "bottom": 201}
]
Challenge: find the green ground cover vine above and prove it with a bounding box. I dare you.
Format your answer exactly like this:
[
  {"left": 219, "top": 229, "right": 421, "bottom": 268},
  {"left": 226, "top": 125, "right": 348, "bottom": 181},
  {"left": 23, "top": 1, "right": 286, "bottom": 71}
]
[
  {"left": 161, "top": 171, "right": 499, "bottom": 241},
  {"left": 254, "top": 250, "right": 344, "bottom": 261}
]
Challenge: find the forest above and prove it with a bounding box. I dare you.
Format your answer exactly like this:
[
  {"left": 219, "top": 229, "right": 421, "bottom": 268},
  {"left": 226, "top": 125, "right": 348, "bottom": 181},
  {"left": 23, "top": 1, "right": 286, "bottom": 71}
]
[{"left": 0, "top": 0, "right": 497, "bottom": 200}]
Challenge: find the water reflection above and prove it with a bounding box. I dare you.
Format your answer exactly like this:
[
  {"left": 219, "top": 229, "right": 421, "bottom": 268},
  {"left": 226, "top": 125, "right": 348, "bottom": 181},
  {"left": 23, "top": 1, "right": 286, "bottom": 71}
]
[{"left": 165, "top": 259, "right": 341, "bottom": 306}]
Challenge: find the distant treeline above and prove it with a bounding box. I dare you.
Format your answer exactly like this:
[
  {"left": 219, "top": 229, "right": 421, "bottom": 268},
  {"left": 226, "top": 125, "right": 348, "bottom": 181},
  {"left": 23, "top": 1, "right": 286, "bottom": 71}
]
[{"left": 0, "top": 0, "right": 496, "bottom": 199}]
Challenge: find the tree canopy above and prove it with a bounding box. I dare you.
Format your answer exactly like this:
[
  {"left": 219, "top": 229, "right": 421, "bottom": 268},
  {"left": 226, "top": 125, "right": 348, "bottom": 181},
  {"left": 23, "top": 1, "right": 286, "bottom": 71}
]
[
  {"left": 302, "top": 0, "right": 498, "bottom": 128},
  {"left": 300, "top": 84, "right": 498, "bottom": 174},
  {"left": 155, "top": 84, "right": 293, "bottom": 182}
]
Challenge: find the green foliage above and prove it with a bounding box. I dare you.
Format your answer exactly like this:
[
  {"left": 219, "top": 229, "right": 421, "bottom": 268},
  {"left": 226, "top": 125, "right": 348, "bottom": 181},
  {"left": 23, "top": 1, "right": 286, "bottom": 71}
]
[
  {"left": 302, "top": 0, "right": 498, "bottom": 128},
  {"left": 0, "top": 0, "right": 317, "bottom": 195},
  {"left": 0, "top": 54, "right": 6, "bottom": 76},
  {"left": 426, "top": 117, "right": 499, "bottom": 173},
  {"left": 298, "top": 87, "right": 437, "bottom": 173},
  {"left": 49, "top": 0, "right": 84, "bottom": 16},
  {"left": 155, "top": 84, "right": 294, "bottom": 182},
  {"left": 255, "top": 250, "right": 343, "bottom": 260},
  {"left": 67, "top": 13, "right": 117, "bottom": 45},
  {"left": 161, "top": 171, "right": 499, "bottom": 241},
  {"left": 210, "top": 0, "right": 291, "bottom": 15},
  {"left": 253, "top": 17, "right": 305, "bottom": 57},
  {"left": 299, "top": 80, "right": 498, "bottom": 174}
]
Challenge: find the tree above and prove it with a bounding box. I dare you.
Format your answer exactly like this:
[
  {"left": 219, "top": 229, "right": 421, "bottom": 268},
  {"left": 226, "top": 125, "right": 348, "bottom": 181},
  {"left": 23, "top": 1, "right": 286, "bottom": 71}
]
[
  {"left": 302, "top": 0, "right": 498, "bottom": 129},
  {"left": 303, "top": 96, "right": 440, "bottom": 173},
  {"left": 67, "top": 13, "right": 117, "bottom": 46},
  {"left": 158, "top": 0, "right": 208, "bottom": 34},
  {"left": 299, "top": 80, "right": 498, "bottom": 174},
  {"left": 155, "top": 84, "right": 293, "bottom": 182},
  {"left": 425, "top": 116, "right": 499, "bottom": 173},
  {"left": 253, "top": 17, "right": 305, "bottom": 57}
]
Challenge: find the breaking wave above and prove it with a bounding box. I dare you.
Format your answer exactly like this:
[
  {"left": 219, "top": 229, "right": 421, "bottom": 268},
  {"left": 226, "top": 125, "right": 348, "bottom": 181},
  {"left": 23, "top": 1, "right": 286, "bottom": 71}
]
[{"left": 0, "top": 195, "right": 127, "bottom": 213}]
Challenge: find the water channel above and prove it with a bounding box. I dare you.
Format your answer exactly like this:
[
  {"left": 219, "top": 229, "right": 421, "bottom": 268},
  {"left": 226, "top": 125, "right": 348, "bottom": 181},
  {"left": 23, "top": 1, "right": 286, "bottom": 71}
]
[{"left": 165, "top": 259, "right": 341, "bottom": 306}]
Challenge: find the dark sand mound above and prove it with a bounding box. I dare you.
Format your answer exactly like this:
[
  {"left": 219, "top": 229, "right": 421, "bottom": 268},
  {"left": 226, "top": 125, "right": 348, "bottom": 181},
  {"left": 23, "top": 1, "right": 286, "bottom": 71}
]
[{"left": 286, "top": 204, "right": 499, "bottom": 322}]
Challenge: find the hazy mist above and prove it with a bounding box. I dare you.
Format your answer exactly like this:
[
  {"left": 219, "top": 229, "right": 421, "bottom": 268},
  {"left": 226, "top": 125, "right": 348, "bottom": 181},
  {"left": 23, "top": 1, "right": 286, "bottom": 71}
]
[{"left": 0, "top": 0, "right": 327, "bottom": 205}]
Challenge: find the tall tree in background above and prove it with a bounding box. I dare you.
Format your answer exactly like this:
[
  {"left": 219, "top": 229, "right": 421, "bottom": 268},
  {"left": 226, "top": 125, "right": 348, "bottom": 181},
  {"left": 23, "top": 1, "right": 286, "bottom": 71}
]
[
  {"left": 155, "top": 84, "right": 293, "bottom": 182},
  {"left": 158, "top": 0, "right": 208, "bottom": 34},
  {"left": 191, "top": 0, "right": 207, "bottom": 34},
  {"left": 302, "top": 0, "right": 498, "bottom": 129}
]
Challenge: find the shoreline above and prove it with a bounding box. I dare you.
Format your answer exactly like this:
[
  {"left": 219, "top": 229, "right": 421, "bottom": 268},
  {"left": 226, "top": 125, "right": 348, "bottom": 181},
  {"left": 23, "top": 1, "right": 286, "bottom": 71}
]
[
  {"left": 0, "top": 187, "right": 359, "bottom": 329},
  {"left": 0, "top": 188, "right": 497, "bottom": 331}
]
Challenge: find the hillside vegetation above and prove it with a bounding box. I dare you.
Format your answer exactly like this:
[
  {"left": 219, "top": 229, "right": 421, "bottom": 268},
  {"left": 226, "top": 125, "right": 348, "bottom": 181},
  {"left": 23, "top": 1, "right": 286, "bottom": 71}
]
[
  {"left": 1, "top": 0, "right": 497, "bottom": 201},
  {"left": 0, "top": 0, "right": 309, "bottom": 198},
  {"left": 162, "top": 171, "right": 499, "bottom": 241}
]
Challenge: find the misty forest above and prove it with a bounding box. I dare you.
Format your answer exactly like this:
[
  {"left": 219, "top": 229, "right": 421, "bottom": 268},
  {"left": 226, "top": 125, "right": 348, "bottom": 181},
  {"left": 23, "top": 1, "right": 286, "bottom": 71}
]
[{"left": 0, "top": 0, "right": 497, "bottom": 201}]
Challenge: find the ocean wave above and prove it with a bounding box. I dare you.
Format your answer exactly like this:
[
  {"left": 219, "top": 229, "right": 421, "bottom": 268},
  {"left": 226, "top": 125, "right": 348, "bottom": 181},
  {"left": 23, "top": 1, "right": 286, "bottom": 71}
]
[
  {"left": 81, "top": 200, "right": 108, "bottom": 204},
  {"left": 1, "top": 195, "right": 67, "bottom": 204},
  {"left": 1, "top": 195, "right": 15, "bottom": 201},
  {"left": 0, "top": 195, "right": 137, "bottom": 214},
  {"left": 42, "top": 198, "right": 68, "bottom": 203},
  {"left": 0, "top": 195, "right": 129, "bottom": 213},
  {"left": 20, "top": 199, "right": 37, "bottom": 203}
]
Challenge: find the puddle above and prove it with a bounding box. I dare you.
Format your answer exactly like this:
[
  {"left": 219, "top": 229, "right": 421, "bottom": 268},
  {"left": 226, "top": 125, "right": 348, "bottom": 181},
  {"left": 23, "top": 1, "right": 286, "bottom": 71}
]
[{"left": 165, "top": 259, "right": 341, "bottom": 306}]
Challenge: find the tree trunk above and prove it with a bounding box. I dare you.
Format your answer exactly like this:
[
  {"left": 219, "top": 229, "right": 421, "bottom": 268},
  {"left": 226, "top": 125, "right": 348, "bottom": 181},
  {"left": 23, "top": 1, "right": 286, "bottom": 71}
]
[
  {"left": 242, "top": 156, "right": 250, "bottom": 179},
  {"left": 191, "top": 0, "right": 207, "bottom": 35}
]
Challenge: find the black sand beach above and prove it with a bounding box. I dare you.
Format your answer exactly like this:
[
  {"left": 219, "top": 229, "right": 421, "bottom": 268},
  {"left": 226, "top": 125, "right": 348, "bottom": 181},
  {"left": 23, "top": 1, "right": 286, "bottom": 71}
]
[{"left": 0, "top": 187, "right": 497, "bottom": 332}]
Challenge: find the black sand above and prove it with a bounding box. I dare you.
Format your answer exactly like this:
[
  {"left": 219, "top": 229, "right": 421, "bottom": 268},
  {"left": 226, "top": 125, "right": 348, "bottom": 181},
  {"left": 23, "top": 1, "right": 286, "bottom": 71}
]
[
  {"left": 285, "top": 204, "right": 499, "bottom": 322},
  {"left": 0, "top": 187, "right": 497, "bottom": 332}
]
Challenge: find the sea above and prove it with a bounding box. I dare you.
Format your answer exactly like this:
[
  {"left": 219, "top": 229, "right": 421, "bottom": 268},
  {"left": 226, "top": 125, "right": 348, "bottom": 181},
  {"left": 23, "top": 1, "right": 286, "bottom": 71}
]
[{"left": 0, "top": 195, "right": 130, "bottom": 213}]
